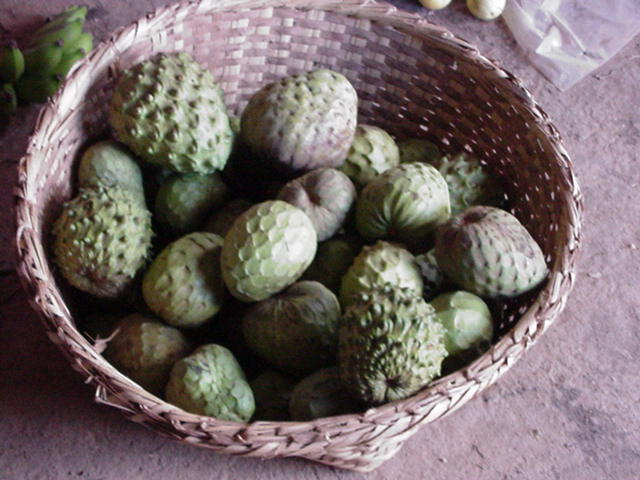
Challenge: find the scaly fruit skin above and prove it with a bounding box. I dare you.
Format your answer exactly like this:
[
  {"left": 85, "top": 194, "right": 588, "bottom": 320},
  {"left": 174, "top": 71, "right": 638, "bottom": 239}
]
[
  {"left": 241, "top": 69, "right": 358, "bottom": 177},
  {"left": 52, "top": 185, "right": 153, "bottom": 299},
  {"left": 339, "top": 124, "right": 399, "bottom": 189},
  {"left": 398, "top": 138, "right": 441, "bottom": 164},
  {"left": 302, "top": 238, "right": 358, "bottom": 293},
  {"left": 165, "top": 344, "right": 255, "bottom": 421},
  {"left": 415, "top": 249, "right": 447, "bottom": 301},
  {"left": 109, "top": 52, "right": 233, "bottom": 174},
  {"left": 221, "top": 200, "right": 317, "bottom": 302},
  {"left": 242, "top": 281, "right": 340, "bottom": 377},
  {"left": 289, "top": 367, "right": 358, "bottom": 421},
  {"left": 0, "top": 84, "right": 17, "bottom": 118},
  {"left": 429, "top": 153, "right": 503, "bottom": 216},
  {"left": 277, "top": 168, "right": 356, "bottom": 241},
  {"left": 77, "top": 140, "right": 145, "bottom": 204},
  {"left": 340, "top": 241, "right": 423, "bottom": 308},
  {"left": 0, "top": 44, "right": 25, "bottom": 83},
  {"left": 250, "top": 371, "right": 296, "bottom": 421},
  {"left": 430, "top": 291, "right": 493, "bottom": 360},
  {"left": 14, "top": 74, "right": 59, "bottom": 103},
  {"left": 339, "top": 286, "right": 447, "bottom": 405},
  {"left": 203, "top": 198, "right": 252, "bottom": 237},
  {"left": 106, "top": 314, "right": 191, "bottom": 395},
  {"left": 356, "top": 162, "right": 451, "bottom": 247},
  {"left": 435, "top": 206, "right": 548, "bottom": 298},
  {"left": 143, "top": 232, "right": 225, "bottom": 328},
  {"left": 154, "top": 173, "right": 229, "bottom": 234}
]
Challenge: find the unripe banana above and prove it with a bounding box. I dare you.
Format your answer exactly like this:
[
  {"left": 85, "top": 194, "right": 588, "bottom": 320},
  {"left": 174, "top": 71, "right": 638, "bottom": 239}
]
[
  {"left": 51, "top": 49, "right": 86, "bottom": 79},
  {"left": 66, "top": 32, "right": 93, "bottom": 56},
  {"left": 0, "top": 83, "right": 17, "bottom": 117},
  {"left": 23, "top": 41, "right": 64, "bottom": 75},
  {"left": 0, "top": 43, "right": 25, "bottom": 83},
  {"left": 15, "top": 75, "right": 60, "bottom": 104},
  {"left": 31, "top": 19, "right": 84, "bottom": 50},
  {"left": 39, "top": 6, "right": 88, "bottom": 35}
]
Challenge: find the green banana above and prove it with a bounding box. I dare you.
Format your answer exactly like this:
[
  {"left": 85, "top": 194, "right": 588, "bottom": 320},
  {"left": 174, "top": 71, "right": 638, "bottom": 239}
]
[
  {"left": 51, "top": 49, "right": 86, "bottom": 79},
  {"left": 0, "top": 43, "right": 25, "bottom": 83},
  {"left": 70, "top": 32, "right": 93, "bottom": 55},
  {"left": 23, "top": 41, "right": 64, "bottom": 75},
  {"left": 39, "top": 6, "right": 88, "bottom": 35},
  {"left": 15, "top": 75, "right": 60, "bottom": 104},
  {"left": 0, "top": 83, "right": 17, "bottom": 117},
  {"left": 31, "top": 19, "right": 84, "bottom": 50}
]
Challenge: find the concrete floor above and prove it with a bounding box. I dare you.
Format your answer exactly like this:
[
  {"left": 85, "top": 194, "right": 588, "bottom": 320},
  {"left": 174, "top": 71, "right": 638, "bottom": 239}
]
[{"left": 1, "top": 1, "right": 639, "bottom": 479}]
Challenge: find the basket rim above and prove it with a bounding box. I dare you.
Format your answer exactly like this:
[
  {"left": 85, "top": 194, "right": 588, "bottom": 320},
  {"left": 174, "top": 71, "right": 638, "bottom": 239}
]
[{"left": 13, "top": 0, "right": 583, "bottom": 459}]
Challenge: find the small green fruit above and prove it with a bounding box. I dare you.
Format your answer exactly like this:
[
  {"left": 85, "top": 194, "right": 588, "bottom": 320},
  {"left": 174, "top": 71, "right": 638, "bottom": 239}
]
[{"left": 0, "top": 44, "right": 25, "bottom": 83}]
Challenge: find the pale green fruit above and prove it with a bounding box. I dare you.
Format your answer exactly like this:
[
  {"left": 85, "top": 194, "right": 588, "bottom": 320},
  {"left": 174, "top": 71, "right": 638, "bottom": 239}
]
[
  {"left": 250, "top": 371, "right": 296, "bottom": 421},
  {"left": 397, "top": 138, "right": 441, "bottom": 164},
  {"left": 467, "top": 0, "right": 506, "bottom": 20}
]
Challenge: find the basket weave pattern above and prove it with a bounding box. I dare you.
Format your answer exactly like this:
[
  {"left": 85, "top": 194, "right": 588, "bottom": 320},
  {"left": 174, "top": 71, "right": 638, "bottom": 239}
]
[{"left": 14, "top": 0, "right": 582, "bottom": 472}]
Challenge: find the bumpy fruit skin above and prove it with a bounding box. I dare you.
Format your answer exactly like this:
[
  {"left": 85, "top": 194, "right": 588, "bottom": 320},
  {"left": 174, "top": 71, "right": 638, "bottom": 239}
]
[
  {"left": 105, "top": 314, "right": 191, "bottom": 395},
  {"left": 302, "top": 238, "right": 358, "bottom": 293},
  {"left": 339, "top": 286, "right": 447, "bottom": 405},
  {"left": 339, "top": 241, "right": 423, "bottom": 308},
  {"left": 165, "top": 344, "right": 255, "bottom": 421},
  {"left": 203, "top": 198, "right": 253, "bottom": 237},
  {"left": 398, "top": 138, "right": 441, "bottom": 164},
  {"left": 250, "top": 371, "right": 296, "bottom": 421},
  {"left": 154, "top": 173, "right": 229, "bottom": 234},
  {"left": 339, "top": 125, "right": 399, "bottom": 189},
  {"left": 77, "top": 140, "right": 144, "bottom": 204},
  {"left": 143, "top": 232, "right": 225, "bottom": 328},
  {"left": 277, "top": 168, "right": 356, "bottom": 241},
  {"left": 241, "top": 69, "right": 358, "bottom": 177},
  {"left": 415, "top": 249, "right": 447, "bottom": 301},
  {"left": 52, "top": 186, "right": 153, "bottom": 299},
  {"left": 435, "top": 206, "right": 548, "bottom": 298},
  {"left": 429, "top": 153, "right": 503, "bottom": 216},
  {"left": 430, "top": 291, "right": 493, "bottom": 361},
  {"left": 289, "top": 367, "right": 358, "bottom": 421},
  {"left": 356, "top": 163, "right": 450, "bottom": 247},
  {"left": 221, "top": 200, "right": 317, "bottom": 302},
  {"left": 109, "top": 53, "right": 233, "bottom": 174},
  {"left": 242, "top": 281, "right": 340, "bottom": 377}
]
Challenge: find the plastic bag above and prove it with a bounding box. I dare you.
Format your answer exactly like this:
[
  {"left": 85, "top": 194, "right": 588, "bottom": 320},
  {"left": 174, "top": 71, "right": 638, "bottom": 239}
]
[{"left": 503, "top": 0, "right": 640, "bottom": 90}]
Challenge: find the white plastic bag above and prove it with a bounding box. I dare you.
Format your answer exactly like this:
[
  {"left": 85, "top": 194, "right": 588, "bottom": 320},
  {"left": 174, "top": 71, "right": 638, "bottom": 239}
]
[{"left": 503, "top": 0, "right": 640, "bottom": 90}]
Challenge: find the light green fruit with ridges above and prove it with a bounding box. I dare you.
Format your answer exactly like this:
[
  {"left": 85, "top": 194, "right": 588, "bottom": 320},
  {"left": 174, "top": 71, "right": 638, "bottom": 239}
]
[
  {"left": 429, "top": 153, "right": 503, "bottom": 216},
  {"left": 398, "top": 138, "right": 441, "bottom": 164},
  {"left": 77, "top": 140, "right": 144, "bottom": 204},
  {"left": 203, "top": 198, "right": 252, "bottom": 237},
  {"left": 242, "top": 281, "right": 340, "bottom": 377},
  {"left": 415, "top": 249, "right": 446, "bottom": 301},
  {"left": 143, "top": 232, "right": 225, "bottom": 328},
  {"left": 430, "top": 291, "right": 493, "bottom": 360},
  {"left": 0, "top": 43, "right": 25, "bottom": 83},
  {"left": 165, "top": 344, "right": 255, "bottom": 421},
  {"left": 339, "top": 240, "right": 423, "bottom": 308},
  {"left": 339, "top": 124, "right": 399, "bottom": 189},
  {"left": 221, "top": 200, "right": 317, "bottom": 302},
  {"left": 23, "top": 41, "right": 64, "bottom": 75},
  {"left": 155, "top": 173, "right": 229, "bottom": 234},
  {"left": 241, "top": 69, "right": 358, "bottom": 177},
  {"left": 250, "top": 371, "right": 296, "bottom": 421},
  {"left": 110, "top": 52, "right": 233, "bottom": 174},
  {"left": 339, "top": 286, "right": 447, "bottom": 405},
  {"left": 435, "top": 206, "right": 548, "bottom": 298},
  {"left": 52, "top": 185, "right": 153, "bottom": 298},
  {"left": 356, "top": 162, "right": 450, "bottom": 247},
  {"left": 14, "top": 75, "right": 60, "bottom": 103},
  {"left": 0, "top": 83, "right": 17, "bottom": 117},
  {"left": 277, "top": 168, "right": 356, "bottom": 241},
  {"left": 289, "top": 367, "right": 358, "bottom": 421},
  {"left": 106, "top": 314, "right": 191, "bottom": 395},
  {"left": 302, "top": 238, "right": 358, "bottom": 293},
  {"left": 31, "top": 19, "right": 84, "bottom": 49}
]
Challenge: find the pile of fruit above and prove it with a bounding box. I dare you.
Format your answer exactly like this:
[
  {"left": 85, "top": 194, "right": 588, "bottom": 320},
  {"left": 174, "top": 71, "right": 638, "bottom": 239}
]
[
  {"left": 0, "top": 5, "right": 93, "bottom": 119},
  {"left": 52, "top": 52, "right": 547, "bottom": 422}
]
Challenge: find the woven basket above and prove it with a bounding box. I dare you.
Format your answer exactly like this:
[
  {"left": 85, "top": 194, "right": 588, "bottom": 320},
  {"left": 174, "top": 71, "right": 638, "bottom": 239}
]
[{"left": 14, "top": 0, "right": 582, "bottom": 472}]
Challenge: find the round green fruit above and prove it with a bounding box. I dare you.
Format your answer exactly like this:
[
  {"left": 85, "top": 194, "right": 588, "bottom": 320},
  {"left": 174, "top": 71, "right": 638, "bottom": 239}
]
[
  {"left": 289, "top": 367, "right": 358, "bottom": 421},
  {"left": 302, "top": 238, "right": 358, "bottom": 293}
]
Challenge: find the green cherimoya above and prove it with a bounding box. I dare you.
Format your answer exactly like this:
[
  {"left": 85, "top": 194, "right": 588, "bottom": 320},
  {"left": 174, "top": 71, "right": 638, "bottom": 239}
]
[
  {"left": 339, "top": 241, "right": 423, "bottom": 308},
  {"left": 241, "top": 69, "right": 358, "bottom": 177},
  {"left": 109, "top": 52, "right": 233, "bottom": 174},
  {"left": 221, "top": 200, "right": 317, "bottom": 302},
  {"left": 142, "top": 232, "right": 225, "bottom": 328},
  {"left": 339, "top": 286, "right": 447, "bottom": 405},
  {"left": 339, "top": 125, "right": 400, "bottom": 189},
  {"left": 77, "top": 140, "right": 145, "bottom": 205},
  {"left": 105, "top": 314, "right": 191, "bottom": 395},
  {"left": 398, "top": 138, "right": 441, "bottom": 165},
  {"left": 52, "top": 185, "right": 153, "bottom": 299},
  {"left": 165, "top": 344, "right": 255, "bottom": 421},
  {"left": 242, "top": 281, "right": 340, "bottom": 377},
  {"left": 154, "top": 173, "right": 229, "bottom": 234},
  {"left": 435, "top": 206, "right": 548, "bottom": 298},
  {"left": 356, "top": 162, "right": 450, "bottom": 247},
  {"left": 250, "top": 371, "right": 296, "bottom": 421},
  {"left": 289, "top": 367, "right": 360, "bottom": 421},
  {"left": 415, "top": 249, "right": 447, "bottom": 301},
  {"left": 203, "top": 198, "right": 253, "bottom": 237},
  {"left": 302, "top": 238, "right": 358, "bottom": 293},
  {"left": 277, "top": 168, "right": 356, "bottom": 241},
  {"left": 429, "top": 153, "right": 503, "bottom": 216}
]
